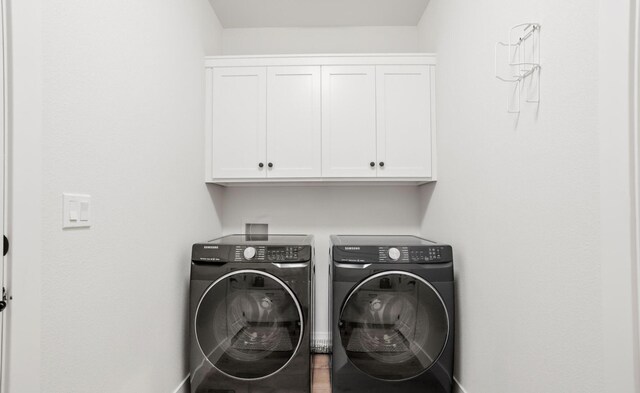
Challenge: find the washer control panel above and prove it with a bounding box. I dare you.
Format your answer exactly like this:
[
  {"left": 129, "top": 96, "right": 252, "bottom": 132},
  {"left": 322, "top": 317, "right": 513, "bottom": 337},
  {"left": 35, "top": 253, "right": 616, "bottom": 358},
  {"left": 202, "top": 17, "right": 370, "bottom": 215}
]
[
  {"left": 333, "top": 245, "right": 452, "bottom": 264},
  {"left": 265, "top": 246, "right": 301, "bottom": 261},
  {"left": 409, "top": 246, "right": 449, "bottom": 262},
  {"left": 192, "top": 243, "right": 310, "bottom": 263},
  {"left": 235, "top": 245, "right": 266, "bottom": 261},
  {"left": 377, "top": 246, "right": 409, "bottom": 262},
  {"left": 234, "top": 246, "right": 306, "bottom": 262}
]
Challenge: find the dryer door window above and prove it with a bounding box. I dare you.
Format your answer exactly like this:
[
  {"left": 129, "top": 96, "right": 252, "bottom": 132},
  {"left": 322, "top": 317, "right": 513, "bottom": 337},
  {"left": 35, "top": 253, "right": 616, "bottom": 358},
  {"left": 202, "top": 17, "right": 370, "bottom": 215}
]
[
  {"left": 339, "top": 271, "right": 449, "bottom": 381},
  {"left": 195, "top": 270, "right": 304, "bottom": 380}
]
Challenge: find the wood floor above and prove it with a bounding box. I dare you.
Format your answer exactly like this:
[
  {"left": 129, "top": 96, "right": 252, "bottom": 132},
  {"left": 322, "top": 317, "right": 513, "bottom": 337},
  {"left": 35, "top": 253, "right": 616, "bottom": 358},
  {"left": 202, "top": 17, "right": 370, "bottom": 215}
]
[{"left": 312, "top": 355, "right": 331, "bottom": 393}]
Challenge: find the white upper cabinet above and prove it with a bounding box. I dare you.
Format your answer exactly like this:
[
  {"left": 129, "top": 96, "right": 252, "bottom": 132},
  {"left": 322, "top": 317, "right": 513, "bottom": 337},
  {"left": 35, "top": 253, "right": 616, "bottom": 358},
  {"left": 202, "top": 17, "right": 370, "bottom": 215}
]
[
  {"left": 211, "top": 67, "right": 267, "bottom": 179},
  {"left": 205, "top": 54, "right": 436, "bottom": 184},
  {"left": 321, "top": 66, "right": 378, "bottom": 178},
  {"left": 376, "top": 65, "right": 432, "bottom": 178},
  {"left": 267, "top": 66, "right": 322, "bottom": 178}
]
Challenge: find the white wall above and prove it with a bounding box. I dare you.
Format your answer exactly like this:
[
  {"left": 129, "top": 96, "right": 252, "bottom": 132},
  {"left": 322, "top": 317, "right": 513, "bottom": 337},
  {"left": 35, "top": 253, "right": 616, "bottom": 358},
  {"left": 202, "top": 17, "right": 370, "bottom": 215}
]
[
  {"left": 222, "top": 26, "right": 419, "bottom": 55},
  {"left": 35, "top": 1, "right": 224, "bottom": 392},
  {"left": 221, "top": 186, "right": 422, "bottom": 339},
  {"left": 598, "top": 0, "right": 640, "bottom": 391},
  {"left": 4, "top": 0, "right": 44, "bottom": 391},
  {"left": 417, "top": 1, "right": 608, "bottom": 392}
]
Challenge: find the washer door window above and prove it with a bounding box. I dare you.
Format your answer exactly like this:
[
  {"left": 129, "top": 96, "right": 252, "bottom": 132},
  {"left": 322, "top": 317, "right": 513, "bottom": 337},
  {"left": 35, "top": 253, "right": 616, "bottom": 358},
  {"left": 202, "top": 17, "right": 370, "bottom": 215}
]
[
  {"left": 339, "top": 271, "right": 449, "bottom": 381},
  {"left": 195, "top": 270, "right": 303, "bottom": 380}
]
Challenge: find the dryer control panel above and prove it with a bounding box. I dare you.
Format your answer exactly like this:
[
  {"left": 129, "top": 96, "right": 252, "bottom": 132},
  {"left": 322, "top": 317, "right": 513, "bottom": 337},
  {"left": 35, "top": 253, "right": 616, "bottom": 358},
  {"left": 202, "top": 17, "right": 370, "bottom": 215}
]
[
  {"left": 333, "top": 245, "right": 452, "bottom": 264},
  {"left": 192, "top": 244, "right": 311, "bottom": 263}
]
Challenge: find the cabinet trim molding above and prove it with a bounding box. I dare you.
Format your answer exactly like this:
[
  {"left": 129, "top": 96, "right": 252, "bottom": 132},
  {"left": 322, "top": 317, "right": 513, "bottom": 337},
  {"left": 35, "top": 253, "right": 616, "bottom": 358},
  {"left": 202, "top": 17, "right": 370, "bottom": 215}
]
[{"left": 205, "top": 53, "right": 436, "bottom": 68}]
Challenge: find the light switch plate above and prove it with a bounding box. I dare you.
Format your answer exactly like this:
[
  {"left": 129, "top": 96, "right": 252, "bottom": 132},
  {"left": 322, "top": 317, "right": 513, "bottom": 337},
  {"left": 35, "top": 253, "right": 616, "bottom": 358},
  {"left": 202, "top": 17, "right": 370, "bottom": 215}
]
[{"left": 63, "top": 193, "right": 91, "bottom": 229}]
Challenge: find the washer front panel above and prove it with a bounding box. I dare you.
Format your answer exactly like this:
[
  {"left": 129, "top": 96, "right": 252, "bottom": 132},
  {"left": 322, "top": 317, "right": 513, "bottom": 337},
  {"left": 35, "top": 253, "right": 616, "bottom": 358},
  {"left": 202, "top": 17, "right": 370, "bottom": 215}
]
[
  {"left": 339, "top": 271, "right": 449, "bottom": 381},
  {"left": 195, "top": 270, "right": 303, "bottom": 380}
]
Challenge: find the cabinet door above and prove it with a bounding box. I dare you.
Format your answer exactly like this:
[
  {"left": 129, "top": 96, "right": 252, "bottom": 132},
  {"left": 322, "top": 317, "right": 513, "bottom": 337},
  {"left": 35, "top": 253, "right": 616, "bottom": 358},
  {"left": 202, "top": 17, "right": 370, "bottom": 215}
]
[
  {"left": 376, "top": 66, "right": 432, "bottom": 178},
  {"left": 211, "top": 67, "right": 267, "bottom": 179},
  {"left": 266, "top": 66, "right": 321, "bottom": 178},
  {"left": 322, "top": 66, "right": 377, "bottom": 178}
]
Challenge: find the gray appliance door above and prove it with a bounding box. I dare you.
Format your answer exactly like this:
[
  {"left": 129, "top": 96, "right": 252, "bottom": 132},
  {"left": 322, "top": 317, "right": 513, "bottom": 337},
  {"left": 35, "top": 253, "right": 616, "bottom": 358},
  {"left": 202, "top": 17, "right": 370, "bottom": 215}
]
[
  {"left": 195, "top": 269, "right": 303, "bottom": 380},
  {"left": 339, "top": 271, "right": 449, "bottom": 381}
]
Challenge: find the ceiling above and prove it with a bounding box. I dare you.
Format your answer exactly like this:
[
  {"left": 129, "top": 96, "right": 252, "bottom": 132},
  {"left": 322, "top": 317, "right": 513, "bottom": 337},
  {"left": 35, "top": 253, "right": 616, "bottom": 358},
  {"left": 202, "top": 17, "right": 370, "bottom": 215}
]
[{"left": 208, "top": 0, "right": 431, "bottom": 28}]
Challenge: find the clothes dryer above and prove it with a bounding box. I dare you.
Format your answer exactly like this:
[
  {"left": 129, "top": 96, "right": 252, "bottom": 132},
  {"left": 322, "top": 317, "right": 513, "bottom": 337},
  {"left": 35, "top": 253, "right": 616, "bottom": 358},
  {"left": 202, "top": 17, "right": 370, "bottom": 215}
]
[{"left": 330, "top": 235, "right": 454, "bottom": 393}]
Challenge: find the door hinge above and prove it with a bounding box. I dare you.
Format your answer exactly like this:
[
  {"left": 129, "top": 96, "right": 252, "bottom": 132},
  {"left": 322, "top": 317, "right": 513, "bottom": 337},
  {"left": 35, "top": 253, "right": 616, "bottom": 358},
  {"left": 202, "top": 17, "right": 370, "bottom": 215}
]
[{"left": 0, "top": 287, "right": 8, "bottom": 312}]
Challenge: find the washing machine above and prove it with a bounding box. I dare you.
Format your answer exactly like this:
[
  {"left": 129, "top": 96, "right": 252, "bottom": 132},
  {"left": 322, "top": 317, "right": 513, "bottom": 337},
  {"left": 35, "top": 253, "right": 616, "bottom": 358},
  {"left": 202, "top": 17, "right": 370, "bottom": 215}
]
[
  {"left": 330, "top": 235, "right": 454, "bottom": 393},
  {"left": 190, "top": 234, "right": 314, "bottom": 393}
]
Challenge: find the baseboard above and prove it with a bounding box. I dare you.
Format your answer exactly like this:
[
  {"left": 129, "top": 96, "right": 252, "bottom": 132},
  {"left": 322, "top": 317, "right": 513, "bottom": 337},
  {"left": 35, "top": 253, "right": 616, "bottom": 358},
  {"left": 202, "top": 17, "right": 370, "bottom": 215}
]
[
  {"left": 312, "top": 331, "right": 331, "bottom": 353},
  {"left": 171, "top": 374, "right": 189, "bottom": 393},
  {"left": 454, "top": 377, "right": 469, "bottom": 393}
]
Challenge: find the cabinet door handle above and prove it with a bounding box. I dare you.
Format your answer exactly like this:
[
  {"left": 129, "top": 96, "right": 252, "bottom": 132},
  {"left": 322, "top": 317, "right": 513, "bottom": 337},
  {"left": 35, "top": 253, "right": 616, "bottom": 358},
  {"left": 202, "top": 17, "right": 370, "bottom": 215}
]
[
  {"left": 259, "top": 163, "right": 264, "bottom": 168},
  {"left": 370, "top": 162, "right": 375, "bottom": 167},
  {"left": 268, "top": 163, "right": 273, "bottom": 168},
  {"left": 379, "top": 162, "right": 385, "bottom": 167}
]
